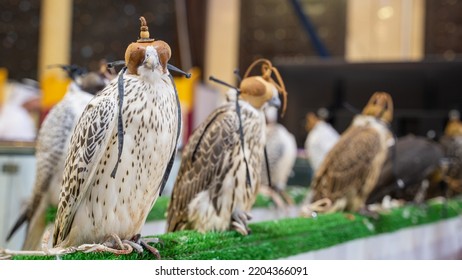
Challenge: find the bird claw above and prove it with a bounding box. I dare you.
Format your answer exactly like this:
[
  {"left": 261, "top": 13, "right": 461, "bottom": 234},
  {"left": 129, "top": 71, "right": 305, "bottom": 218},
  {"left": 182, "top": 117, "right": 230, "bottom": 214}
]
[
  {"left": 231, "top": 221, "right": 249, "bottom": 236},
  {"left": 110, "top": 233, "right": 125, "bottom": 250},
  {"left": 139, "top": 239, "right": 161, "bottom": 259},
  {"left": 300, "top": 198, "right": 332, "bottom": 218},
  {"left": 122, "top": 240, "right": 144, "bottom": 254},
  {"left": 231, "top": 210, "right": 252, "bottom": 235},
  {"left": 359, "top": 207, "right": 380, "bottom": 220},
  {"left": 124, "top": 234, "right": 162, "bottom": 258},
  {"left": 105, "top": 234, "right": 162, "bottom": 257},
  {"left": 238, "top": 211, "right": 252, "bottom": 222}
]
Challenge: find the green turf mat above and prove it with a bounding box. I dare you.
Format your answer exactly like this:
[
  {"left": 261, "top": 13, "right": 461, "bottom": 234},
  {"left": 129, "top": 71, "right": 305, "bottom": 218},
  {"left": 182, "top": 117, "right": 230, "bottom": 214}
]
[{"left": 18, "top": 198, "right": 462, "bottom": 260}]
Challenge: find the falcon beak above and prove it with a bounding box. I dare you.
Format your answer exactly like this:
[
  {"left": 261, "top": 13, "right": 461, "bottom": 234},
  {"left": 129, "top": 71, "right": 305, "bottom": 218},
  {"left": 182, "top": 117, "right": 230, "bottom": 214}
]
[
  {"left": 143, "top": 56, "right": 158, "bottom": 72},
  {"left": 268, "top": 95, "right": 281, "bottom": 109}
]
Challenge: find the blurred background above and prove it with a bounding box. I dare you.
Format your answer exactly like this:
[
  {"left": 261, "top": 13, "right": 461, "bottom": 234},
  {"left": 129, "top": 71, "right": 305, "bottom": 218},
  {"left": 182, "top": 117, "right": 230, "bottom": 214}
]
[
  {"left": 1, "top": 0, "right": 462, "bottom": 143},
  {"left": 1, "top": 0, "right": 462, "bottom": 251}
]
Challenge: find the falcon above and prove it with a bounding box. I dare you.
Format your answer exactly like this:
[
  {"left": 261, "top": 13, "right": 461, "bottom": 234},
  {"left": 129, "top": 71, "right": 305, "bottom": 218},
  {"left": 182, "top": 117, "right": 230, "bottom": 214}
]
[
  {"left": 439, "top": 110, "right": 462, "bottom": 195},
  {"left": 167, "top": 59, "right": 287, "bottom": 235},
  {"left": 260, "top": 106, "right": 297, "bottom": 193},
  {"left": 302, "top": 92, "right": 394, "bottom": 215},
  {"left": 50, "top": 17, "right": 181, "bottom": 254},
  {"left": 6, "top": 67, "right": 107, "bottom": 250},
  {"left": 304, "top": 111, "right": 339, "bottom": 172},
  {"left": 366, "top": 134, "right": 444, "bottom": 204}
]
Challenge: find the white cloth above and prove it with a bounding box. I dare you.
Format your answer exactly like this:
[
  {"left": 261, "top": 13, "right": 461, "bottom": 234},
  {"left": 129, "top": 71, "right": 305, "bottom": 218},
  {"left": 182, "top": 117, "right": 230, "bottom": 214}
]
[{"left": 285, "top": 217, "right": 462, "bottom": 259}]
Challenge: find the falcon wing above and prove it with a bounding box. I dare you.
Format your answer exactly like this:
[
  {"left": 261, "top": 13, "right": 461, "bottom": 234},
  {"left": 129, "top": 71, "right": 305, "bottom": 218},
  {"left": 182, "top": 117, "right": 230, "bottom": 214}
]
[
  {"left": 267, "top": 129, "right": 285, "bottom": 165},
  {"left": 53, "top": 95, "right": 117, "bottom": 246},
  {"left": 367, "top": 135, "right": 443, "bottom": 203},
  {"left": 311, "top": 126, "right": 381, "bottom": 202},
  {"left": 167, "top": 103, "right": 240, "bottom": 231},
  {"left": 6, "top": 99, "right": 76, "bottom": 241}
]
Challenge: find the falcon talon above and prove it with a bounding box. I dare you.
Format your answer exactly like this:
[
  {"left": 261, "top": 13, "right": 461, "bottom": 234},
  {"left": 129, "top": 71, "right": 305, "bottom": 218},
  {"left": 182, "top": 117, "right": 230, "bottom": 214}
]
[
  {"left": 123, "top": 240, "right": 144, "bottom": 254},
  {"left": 140, "top": 240, "right": 161, "bottom": 259},
  {"left": 231, "top": 222, "right": 249, "bottom": 236}
]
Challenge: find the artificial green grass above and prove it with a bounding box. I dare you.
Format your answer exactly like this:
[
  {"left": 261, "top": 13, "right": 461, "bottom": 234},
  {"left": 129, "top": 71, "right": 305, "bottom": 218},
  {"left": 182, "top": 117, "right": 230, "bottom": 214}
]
[
  {"left": 145, "top": 196, "right": 170, "bottom": 221},
  {"left": 46, "top": 187, "right": 308, "bottom": 224},
  {"left": 17, "top": 198, "right": 462, "bottom": 260},
  {"left": 46, "top": 206, "right": 57, "bottom": 224}
]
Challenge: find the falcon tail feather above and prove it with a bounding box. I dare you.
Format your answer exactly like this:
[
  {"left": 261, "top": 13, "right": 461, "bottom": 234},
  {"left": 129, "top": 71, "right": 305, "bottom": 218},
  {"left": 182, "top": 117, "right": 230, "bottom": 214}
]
[{"left": 6, "top": 209, "right": 28, "bottom": 242}]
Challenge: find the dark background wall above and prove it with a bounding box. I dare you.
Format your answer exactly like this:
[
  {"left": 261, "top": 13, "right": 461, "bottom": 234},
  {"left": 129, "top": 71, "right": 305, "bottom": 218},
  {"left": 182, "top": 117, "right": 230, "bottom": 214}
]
[
  {"left": 71, "top": 0, "right": 180, "bottom": 73},
  {"left": 0, "top": 0, "right": 208, "bottom": 80},
  {"left": 425, "top": 0, "right": 462, "bottom": 58},
  {"left": 276, "top": 60, "right": 462, "bottom": 147},
  {"left": 0, "top": 0, "right": 41, "bottom": 80},
  {"left": 3, "top": 0, "right": 462, "bottom": 79},
  {"left": 1, "top": 0, "right": 462, "bottom": 146},
  {"left": 239, "top": 0, "right": 346, "bottom": 71}
]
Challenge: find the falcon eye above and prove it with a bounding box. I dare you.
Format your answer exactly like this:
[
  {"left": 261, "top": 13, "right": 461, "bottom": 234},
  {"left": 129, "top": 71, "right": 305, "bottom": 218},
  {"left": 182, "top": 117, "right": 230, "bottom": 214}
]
[{"left": 383, "top": 102, "right": 388, "bottom": 110}]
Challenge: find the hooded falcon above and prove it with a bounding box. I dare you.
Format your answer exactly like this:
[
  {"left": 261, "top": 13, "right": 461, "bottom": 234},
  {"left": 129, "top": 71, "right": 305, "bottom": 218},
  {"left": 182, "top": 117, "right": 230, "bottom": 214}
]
[
  {"left": 167, "top": 59, "right": 287, "bottom": 235},
  {"left": 6, "top": 67, "right": 107, "bottom": 250},
  {"left": 302, "top": 92, "right": 394, "bottom": 215},
  {"left": 52, "top": 17, "right": 181, "bottom": 251}
]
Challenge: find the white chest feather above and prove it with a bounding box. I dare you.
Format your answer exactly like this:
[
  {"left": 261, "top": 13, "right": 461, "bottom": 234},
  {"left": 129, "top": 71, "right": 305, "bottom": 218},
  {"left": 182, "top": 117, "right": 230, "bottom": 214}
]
[{"left": 73, "top": 75, "right": 178, "bottom": 243}]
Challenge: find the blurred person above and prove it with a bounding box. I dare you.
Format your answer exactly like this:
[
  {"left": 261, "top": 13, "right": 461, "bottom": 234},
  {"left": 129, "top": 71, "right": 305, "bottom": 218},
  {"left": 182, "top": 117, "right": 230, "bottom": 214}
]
[{"left": 0, "top": 79, "right": 41, "bottom": 142}]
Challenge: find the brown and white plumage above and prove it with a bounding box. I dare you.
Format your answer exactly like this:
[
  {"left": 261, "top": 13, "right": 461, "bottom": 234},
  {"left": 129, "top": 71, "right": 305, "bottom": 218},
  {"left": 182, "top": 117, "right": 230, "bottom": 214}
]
[
  {"left": 6, "top": 71, "right": 106, "bottom": 250},
  {"left": 303, "top": 92, "right": 394, "bottom": 214},
  {"left": 52, "top": 41, "right": 180, "bottom": 248},
  {"left": 167, "top": 59, "right": 287, "bottom": 235},
  {"left": 167, "top": 102, "right": 265, "bottom": 234},
  {"left": 439, "top": 110, "right": 462, "bottom": 194}
]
